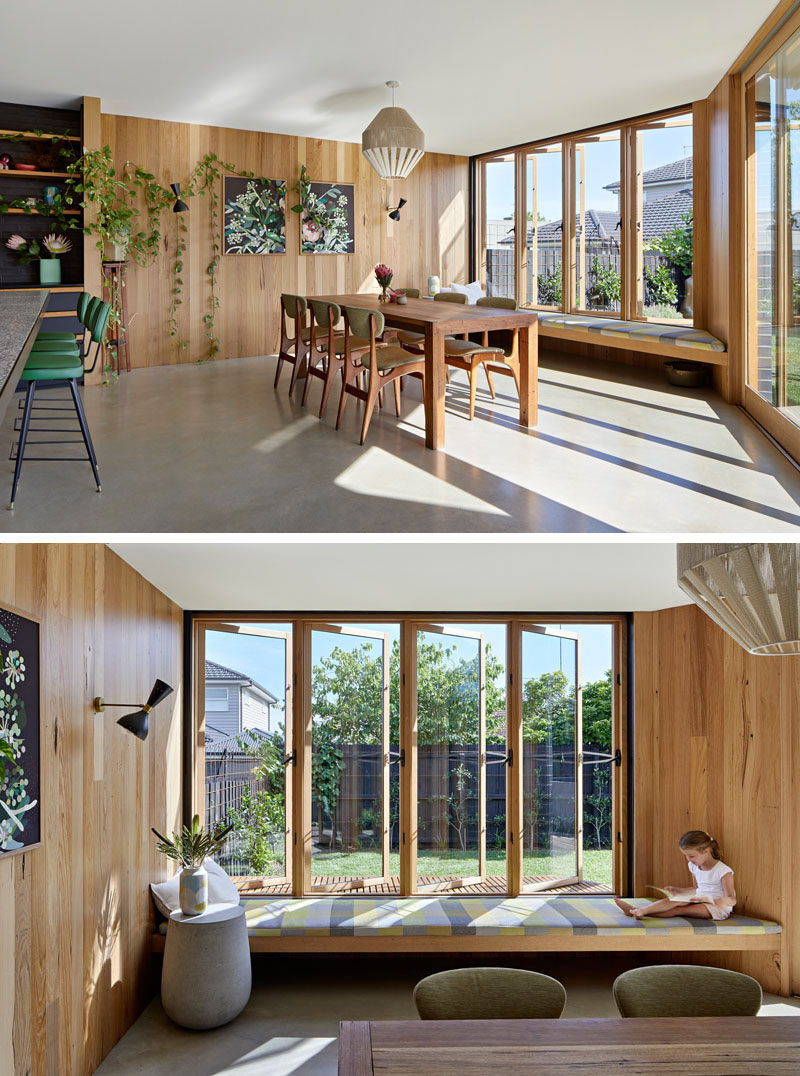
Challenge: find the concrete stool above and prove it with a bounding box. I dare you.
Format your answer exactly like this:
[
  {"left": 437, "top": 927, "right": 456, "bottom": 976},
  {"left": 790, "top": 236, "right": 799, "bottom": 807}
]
[{"left": 161, "top": 903, "right": 251, "bottom": 1029}]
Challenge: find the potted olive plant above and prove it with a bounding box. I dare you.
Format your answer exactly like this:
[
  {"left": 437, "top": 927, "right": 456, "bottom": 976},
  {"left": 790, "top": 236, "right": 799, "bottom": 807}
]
[{"left": 152, "top": 814, "right": 233, "bottom": 916}]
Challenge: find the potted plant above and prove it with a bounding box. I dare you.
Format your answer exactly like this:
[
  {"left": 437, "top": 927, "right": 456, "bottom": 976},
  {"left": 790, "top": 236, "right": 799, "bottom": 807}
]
[
  {"left": 152, "top": 814, "right": 233, "bottom": 916},
  {"left": 5, "top": 232, "right": 72, "bottom": 284}
]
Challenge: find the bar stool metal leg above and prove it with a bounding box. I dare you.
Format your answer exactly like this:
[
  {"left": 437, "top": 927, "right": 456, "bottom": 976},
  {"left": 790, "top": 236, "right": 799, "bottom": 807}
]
[
  {"left": 8, "top": 382, "right": 36, "bottom": 510},
  {"left": 68, "top": 379, "right": 102, "bottom": 492}
]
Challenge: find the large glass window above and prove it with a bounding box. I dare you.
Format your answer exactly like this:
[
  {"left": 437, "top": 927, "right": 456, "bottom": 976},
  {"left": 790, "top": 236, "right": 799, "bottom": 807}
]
[
  {"left": 524, "top": 144, "right": 563, "bottom": 309},
  {"left": 633, "top": 112, "right": 693, "bottom": 321},
  {"left": 483, "top": 155, "right": 516, "bottom": 299},
  {"left": 572, "top": 130, "right": 623, "bottom": 313},
  {"left": 747, "top": 35, "right": 800, "bottom": 430},
  {"left": 195, "top": 616, "right": 622, "bottom": 897}
]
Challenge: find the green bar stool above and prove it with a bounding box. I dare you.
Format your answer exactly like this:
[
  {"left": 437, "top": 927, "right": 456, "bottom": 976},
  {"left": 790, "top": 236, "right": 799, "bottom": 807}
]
[
  {"left": 31, "top": 292, "right": 91, "bottom": 347},
  {"left": 9, "top": 299, "right": 111, "bottom": 509}
]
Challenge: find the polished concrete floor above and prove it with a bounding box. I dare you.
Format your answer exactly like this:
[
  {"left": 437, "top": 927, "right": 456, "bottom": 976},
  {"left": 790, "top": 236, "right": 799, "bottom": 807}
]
[
  {"left": 2, "top": 352, "right": 800, "bottom": 532},
  {"left": 95, "top": 954, "right": 800, "bottom": 1076}
]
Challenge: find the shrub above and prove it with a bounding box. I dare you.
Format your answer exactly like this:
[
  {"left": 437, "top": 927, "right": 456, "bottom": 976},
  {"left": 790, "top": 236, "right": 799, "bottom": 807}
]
[{"left": 643, "top": 264, "right": 678, "bottom": 307}]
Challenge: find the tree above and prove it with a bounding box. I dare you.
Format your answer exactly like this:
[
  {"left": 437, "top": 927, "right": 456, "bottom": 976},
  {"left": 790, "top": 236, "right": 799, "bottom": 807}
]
[
  {"left": 228, "top": 727, "right": 287, "bottom": 874},
  {"left": 585, "top": 765, "right": 612, "bottom": 849},
  {"left": 582, "top": 671, "right": 612, "bottom": 749}
]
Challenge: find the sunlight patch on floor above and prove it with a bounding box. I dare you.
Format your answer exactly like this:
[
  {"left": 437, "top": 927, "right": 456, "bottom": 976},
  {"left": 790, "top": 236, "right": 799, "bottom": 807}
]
[
  {"left": 334, "top": 446, "right": 509, "bottom": 516},
  {"left": 253, "top": 414, "right": 320, "bottom": 453},
  {"left": 227, "top": 1037, "right": 335, "bottom": 1075}
]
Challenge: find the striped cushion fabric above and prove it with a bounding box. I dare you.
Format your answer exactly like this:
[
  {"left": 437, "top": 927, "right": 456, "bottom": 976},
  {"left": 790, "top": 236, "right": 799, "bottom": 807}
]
[
  {"left": 233, "top": 896, "right": 780, "bottom": 938},
  {"left": 538, "top": 313, "right": 725, "bottom": 353}
]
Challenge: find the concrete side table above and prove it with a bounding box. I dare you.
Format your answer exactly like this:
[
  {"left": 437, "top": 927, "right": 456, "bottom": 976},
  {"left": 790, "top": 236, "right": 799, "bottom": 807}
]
[{"left": 161, "top": 903, "right": 251, "bottom": 1029}]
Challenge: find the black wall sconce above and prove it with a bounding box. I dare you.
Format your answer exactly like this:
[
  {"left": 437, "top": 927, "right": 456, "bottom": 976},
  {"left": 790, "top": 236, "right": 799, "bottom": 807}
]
[
  {"left": 387, "top": 197, "right": 407, "bottom": 222},
  {"left": 171, "top": 183, "right": 189, "bottom": 213},
  {"left": 93, "top": 678, "right": 174, "bottom": 741}
]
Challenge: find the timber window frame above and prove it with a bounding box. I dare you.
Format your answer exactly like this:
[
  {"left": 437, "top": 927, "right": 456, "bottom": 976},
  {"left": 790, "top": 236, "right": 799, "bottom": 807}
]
[
  {"left": 191, "top": 613, "right": 629, "bottom": 898},
  {"left": 473, "top": 105, "right": 694, "bottom": 323}
]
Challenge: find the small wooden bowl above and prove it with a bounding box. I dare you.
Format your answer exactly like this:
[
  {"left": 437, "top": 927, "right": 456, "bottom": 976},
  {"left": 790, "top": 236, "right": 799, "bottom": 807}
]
[{"left": 15, "top": 163, "right": 37, "bottom": 171}]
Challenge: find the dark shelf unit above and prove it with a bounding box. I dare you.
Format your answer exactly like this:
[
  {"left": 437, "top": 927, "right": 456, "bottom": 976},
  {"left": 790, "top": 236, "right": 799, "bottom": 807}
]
[{"left": 0, "top": 100, "right": 85, "bottom": 333}]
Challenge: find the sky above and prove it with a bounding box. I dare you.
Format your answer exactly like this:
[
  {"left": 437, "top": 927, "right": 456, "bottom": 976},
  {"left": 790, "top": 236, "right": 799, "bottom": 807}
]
[
  {"left": 485, "top": 120, "right": 693, "bottom": 222},
  {"left": 205, "top": 621, "right": 613, "bottom": 716}
]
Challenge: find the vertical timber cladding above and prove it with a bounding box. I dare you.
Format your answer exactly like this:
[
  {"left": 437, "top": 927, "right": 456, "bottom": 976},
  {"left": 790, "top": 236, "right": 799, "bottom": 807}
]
[
  {"left": 0, "top": 545, "right": 183, "bottom": 1076},
  {"left": 633, "top": 604, "right": 798, "bottom": 996},
  {"left": 96, "top": 113, "right": 468, "bottom": 377}
]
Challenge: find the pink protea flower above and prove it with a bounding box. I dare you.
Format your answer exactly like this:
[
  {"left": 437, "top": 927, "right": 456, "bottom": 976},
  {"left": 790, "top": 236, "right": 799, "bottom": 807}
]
[
  {"left": 374, "top": 263, "right": 393, "bottom": 287},
  {"left": 302, "top": 220, "right": 323, "bottom": 245},
  {"left": 42, "top": 233, "right": 72, "bottom": 255},
  {"left": 5, "top": 234, "right": 26, "bottom": 251}
]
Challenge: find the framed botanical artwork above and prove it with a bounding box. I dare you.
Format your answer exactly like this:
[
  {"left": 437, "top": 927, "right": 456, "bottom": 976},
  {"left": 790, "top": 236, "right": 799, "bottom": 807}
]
[
  {"left": 0, "top": 603, "right": 40, "bottom": 858},
  {"left": 223, "top": 176, "right": 286, "bottom": 254},
  {"left": 295, "top": 168, "right": 355, "bottom": 254}
]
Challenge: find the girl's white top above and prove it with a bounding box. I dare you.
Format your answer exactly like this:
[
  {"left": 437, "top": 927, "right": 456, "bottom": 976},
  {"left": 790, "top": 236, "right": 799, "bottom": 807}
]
[{"left": 688, "top": 859, "right": 733, "bottom": 898}]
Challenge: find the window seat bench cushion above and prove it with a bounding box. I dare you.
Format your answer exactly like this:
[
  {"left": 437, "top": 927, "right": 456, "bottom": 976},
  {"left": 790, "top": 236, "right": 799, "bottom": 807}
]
[
  {"left": 154, "top": 895, "right": 779, "bottom": 955},
  {"left": 537, "top": 313, "right": 727, "bottom": 365}
]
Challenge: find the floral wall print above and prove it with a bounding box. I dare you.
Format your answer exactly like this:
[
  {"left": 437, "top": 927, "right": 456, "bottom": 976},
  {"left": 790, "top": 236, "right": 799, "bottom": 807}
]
[
  {"left": 0, "top": 606, "right": 40, "bottom": 857},
  {"left": 292, "top": 165, "right": 355, "bottom": 254},
  {"left": 223, "top": 176, "right": 286, "bottom": 254}
]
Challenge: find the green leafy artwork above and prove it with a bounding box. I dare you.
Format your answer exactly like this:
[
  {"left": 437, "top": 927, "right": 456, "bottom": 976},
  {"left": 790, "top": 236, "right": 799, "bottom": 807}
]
[
  {"left": 0, "top": 608, "right": 38, "bottom": 854},
  {"left": 223, "top": 177, "right": 286, "bottom": 255}
]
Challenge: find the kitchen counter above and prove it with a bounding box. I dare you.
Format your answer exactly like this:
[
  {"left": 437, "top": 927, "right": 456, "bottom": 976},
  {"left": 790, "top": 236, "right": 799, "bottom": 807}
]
[{"left": 0, "top": 290, "right": 49, "bottom": 425}]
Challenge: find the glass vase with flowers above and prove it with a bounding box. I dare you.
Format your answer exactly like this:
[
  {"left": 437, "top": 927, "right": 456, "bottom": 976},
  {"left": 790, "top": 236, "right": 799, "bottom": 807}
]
[
  {"left": 5, "top": 232, "right": 72, "bottom": 285},
  {"left": 374, "top": 262, "right": 393, "bottom": 301}
]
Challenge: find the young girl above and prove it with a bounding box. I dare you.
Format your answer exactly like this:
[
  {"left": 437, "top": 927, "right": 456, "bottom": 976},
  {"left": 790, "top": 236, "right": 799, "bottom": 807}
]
[{"left": 614, "top": 830, "right": 736, "bottom": 921}]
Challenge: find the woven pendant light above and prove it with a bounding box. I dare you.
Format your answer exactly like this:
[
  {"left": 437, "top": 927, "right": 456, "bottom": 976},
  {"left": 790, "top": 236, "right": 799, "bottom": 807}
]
[
  {"left": 677, "top": 543, "right": 800, "bottom": 655},
  {"left": 362, "top": 81, "right": 424, "bottom": 180}
]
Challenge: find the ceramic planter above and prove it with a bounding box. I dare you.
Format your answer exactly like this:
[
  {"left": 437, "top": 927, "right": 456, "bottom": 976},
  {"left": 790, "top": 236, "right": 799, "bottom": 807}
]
[
  {"left": 39, "top": 258, "right": 61, "bottom": 285},
  {"left": 179, "top": 864, "right": 208, "bottom": 915}
]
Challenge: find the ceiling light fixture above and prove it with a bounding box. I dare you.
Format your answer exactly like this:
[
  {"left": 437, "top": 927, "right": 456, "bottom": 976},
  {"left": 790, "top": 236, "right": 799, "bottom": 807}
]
[
  {"left": 93, "top": 678, "right": 174, "bottom": 740},
  {"left": 362, "top": 81, "right": 424, "bottom": 180},
  {"left": 388, "top": 197, "right": 407, "bottom": 221},
  {"left": 677, "top": 543, "right": 800, "bottom": 655}
]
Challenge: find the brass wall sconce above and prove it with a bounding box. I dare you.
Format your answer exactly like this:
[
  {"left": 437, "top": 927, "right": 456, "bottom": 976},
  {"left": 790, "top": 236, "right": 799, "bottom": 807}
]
[{"left": 93, "top": 678, "right": 174, "bottom": 740}]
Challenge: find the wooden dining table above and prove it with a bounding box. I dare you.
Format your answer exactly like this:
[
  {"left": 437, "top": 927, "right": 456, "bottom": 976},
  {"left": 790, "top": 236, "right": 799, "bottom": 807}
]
[
  {"left": 315, "top": 294, "right": 539, "bottom": 450},
  {"left": 338, "top": 1016, "right": 800, "bottom": 1074}
]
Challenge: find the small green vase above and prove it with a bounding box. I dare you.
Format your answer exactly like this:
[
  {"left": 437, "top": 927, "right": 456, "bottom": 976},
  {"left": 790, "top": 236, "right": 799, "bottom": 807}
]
[{"left": 39, "top": 259, "right": 61, "bottom": 285}]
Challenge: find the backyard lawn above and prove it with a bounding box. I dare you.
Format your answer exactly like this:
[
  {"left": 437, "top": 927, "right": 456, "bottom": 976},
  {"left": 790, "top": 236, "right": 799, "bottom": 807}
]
[{"left": 309, "top": 848, "right": 614, "bottom": 890}]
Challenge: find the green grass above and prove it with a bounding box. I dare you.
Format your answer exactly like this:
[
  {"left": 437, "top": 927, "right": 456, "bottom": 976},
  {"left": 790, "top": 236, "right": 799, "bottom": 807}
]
[{"left": 310, "top": 848, "right": 613, "bottom": 889}]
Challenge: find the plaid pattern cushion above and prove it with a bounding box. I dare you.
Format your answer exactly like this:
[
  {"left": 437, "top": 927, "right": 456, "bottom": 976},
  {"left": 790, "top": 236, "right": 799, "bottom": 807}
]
[
  {"left": 237, "top": 896, "right": 780, "bottom": 938},
  {"left": 538, "top": 313, "right": 725, "bottom": 353}
]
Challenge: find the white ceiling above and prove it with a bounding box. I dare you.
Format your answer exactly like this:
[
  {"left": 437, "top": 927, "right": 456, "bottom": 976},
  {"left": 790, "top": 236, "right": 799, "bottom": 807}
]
[
  {"left": 3, "top": 0, "right": 777, "bottom": 156},
  {"left": 109, "top": 541, "right": 690, "bottom": 612}
]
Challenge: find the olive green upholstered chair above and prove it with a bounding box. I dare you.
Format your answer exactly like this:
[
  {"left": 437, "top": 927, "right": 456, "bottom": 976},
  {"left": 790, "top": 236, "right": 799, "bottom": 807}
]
[
  {"left": 612, "top": 965, "right": 762, "bottom": 1019},
  {"left": 336, "top": 306, "right": 426, "bottom": 444},
  {"left": 275, "top": 293, "right": 310, "bottom": 396},
  {"left": 301, "top": 299, "right": 346, "bottom": 418},
  {"left": 444, "top": 295, "right": 521, "bottom": 420},
  {"left": 399, "top": 288, "right": 420, "bottom": 298},
  {"left": 413, "top": 968, "right": 567, "bottom": 1021},
  {"left": 397, "top": 288, "right": 467, "bottom": 349},
  {"left": 10, "top": 298, "right": 112, "bottom": 508}
]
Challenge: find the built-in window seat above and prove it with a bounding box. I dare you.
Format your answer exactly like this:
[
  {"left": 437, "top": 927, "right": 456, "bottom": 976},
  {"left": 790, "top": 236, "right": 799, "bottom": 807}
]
[
  {"left": 537, "top": 313, "right": 728, "bottom": 367},
  {"left": 152, "top": 895, "right": 779, "bottom": 956}
]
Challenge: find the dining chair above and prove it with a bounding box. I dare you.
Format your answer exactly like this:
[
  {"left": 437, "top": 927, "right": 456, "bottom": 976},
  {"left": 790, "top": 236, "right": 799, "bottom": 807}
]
[
  {"left": 301, "top": 299, "right": 344, "bottom": 418},
  {"left": 274, "top": 293, "right": 310, "bottom": 396},
  {"left": 397, "top": 289, "right": 467, "bottom": 350},
  {"left": 612, "top": 965, "right": 762, "bottom": 1018},
  {"left": 336, "top": 306, "right": 426, "bottom": 444},
  {"left": 10, "top": 298, "right": 112, "bottom": 508},
  {"left": 413, "top": 968, "right": 567, "bottom": 1020},
  {"left": 444, "top": 296, "right": 521, "bottom": 420}
]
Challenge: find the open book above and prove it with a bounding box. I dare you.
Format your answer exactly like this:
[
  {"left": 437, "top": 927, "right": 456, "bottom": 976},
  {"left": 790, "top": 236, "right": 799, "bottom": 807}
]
[{"left": 646, "top": 884, "right": 714, "bottom": 904}]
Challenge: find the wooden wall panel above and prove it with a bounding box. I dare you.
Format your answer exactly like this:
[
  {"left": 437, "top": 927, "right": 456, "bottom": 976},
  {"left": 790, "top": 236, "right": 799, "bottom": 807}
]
[
  {"left": 94, "top": 114, "right": 468, "bottom": 380},
  {"left": 0, "top": 545, "right": 183, "bottom": 1076},
  {"left": 633, "top": 604, "right": 798, "bottom": 995}
]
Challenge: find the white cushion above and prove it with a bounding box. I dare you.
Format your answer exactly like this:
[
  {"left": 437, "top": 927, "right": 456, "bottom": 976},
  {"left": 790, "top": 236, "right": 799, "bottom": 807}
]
[
  {"left": 150, "top": 857, "right": 239, "bottom": 918},
  {"left": 449, "top": 281, "right": 484, "bottom": 304}
]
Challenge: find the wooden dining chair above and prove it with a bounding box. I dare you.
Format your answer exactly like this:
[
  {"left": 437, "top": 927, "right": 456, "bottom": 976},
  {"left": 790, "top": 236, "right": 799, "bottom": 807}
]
[
  {"left": 274, "top": 293, "right": 310, "bottom": 396},
  {"left": 444, "top": 296, "right": 521, "bottom": 420},
  {"left": 301, "top": 299, "right": 345, "bottom": 418},
  {"left": 612, "top": 966, "right": 762, "bottom": 1019},
  {"left": 397, "top": 289, "right": 467, "bottom": 351},
  {"left": 413, "top": 968, "right": 567, "bottom": 1020},
  {"left": 336, "top": 306, "right": 426, "bottom": 444}
]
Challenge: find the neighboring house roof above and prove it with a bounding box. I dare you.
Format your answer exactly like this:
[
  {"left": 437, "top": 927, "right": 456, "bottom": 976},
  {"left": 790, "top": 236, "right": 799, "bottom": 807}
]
[
  {"left": 502, "top": 189, "right": 692, "bottom": 248},
  {"left": 204, "top": 659, "right": 278, "bottom": 705},
  {"left": 205, "top": 727, "right": 273, "bottom": 753},
  {"left": 605, "top": 156, "right": 693, "bottom": 193}
]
